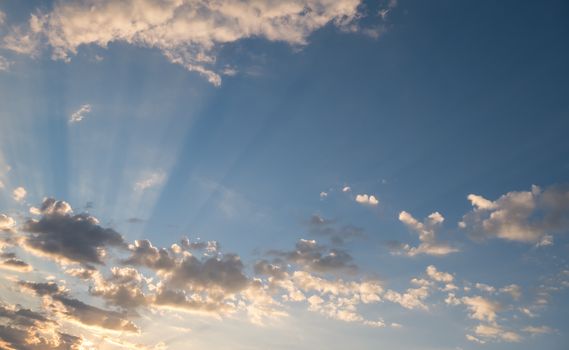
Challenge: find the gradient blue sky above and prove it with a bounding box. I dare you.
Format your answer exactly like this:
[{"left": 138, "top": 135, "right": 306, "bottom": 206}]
[{"left": 0, "top": 1, "right": 568, "bottom": 349}]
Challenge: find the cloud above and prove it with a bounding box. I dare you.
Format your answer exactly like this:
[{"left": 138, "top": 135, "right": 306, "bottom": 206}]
[
  {"left": 87, "top": 267, "right": 150, "bottom": 311},
  {"left": 523, "top": 325, "right": 554, "bottom": 335},
  {"left": 2, "top": 0, "right": 364, "bottom": 85},
  {"left": 319, "top": 191, "right": 328, "bottom": 198},
  {"left": 69, "top": 104, "right": 91, "bottom": 123},
  {"left": 134, "top": 170, "right": 166, "bottom": 191},
  {"left": 461, "top": 296, "right": 500, "bottom": 323},
  {"left": 0, "top": 214, "right": 16, "bottom": 231},
  {"left": 460, "top": 185, "right": 569, "bottom": 244},
  {"left": 473, "top": 323, "right": 521, "bottom": 343},
  {"left": 285, "top": 270, "right": 384, "bottom": 327},
  {"left": 267, "top": 239, "right": 358, "bottom": 274},
  {"left": 0, "top": 56, "right": 11, "bottom": 72},
  {"left": 395, "top": 210, "right": 459, "bottom": 256},
  {"left": 355, "top": 194, "right": 379, "bottom": 206},
  {"left": 425, "top": 265, "right": 453, "bottom": 283},
  {"left": 19, "top": 280, "right": 138, "bottom": 333},
  {"left": 384, "top": 285, "right": 430, "bottom": 310},
  {"left": 342, "top": 186, "right": 351, "bottom": 192},
  {"left": 500, "top": 284, "right": 522, "bottom": 300},
  {"left": 22, "top": 198, "right": 126, "bottom": 265},
  {"left": 11, "top": 187, "right": 27, "bottom": 202},
  {"left": 0, "top": 302, "right": 85, "bottom": 349},
  {"left": 0, "top": 252, "right": 32, "bottom": 272},
  {"left": 307, "top": 214, "right": 364, "bottom": 245}
]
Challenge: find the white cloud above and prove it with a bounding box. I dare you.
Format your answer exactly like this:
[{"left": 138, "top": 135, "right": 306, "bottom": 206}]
[
  {"left": 69, "top": 104, "right": 92, "bottom": 123},
  {"left": 11, "top": 186, "right": 27, "bottom": 202},
  {"left": 425, "top": 265, "right": 453, "bottom": 283},
  {"left": 319, "top": 191, "right": 328, "bottom": 198},
  {"left": 396, "top": 210, "right": 459, "bottom": 256},
  {"left": 461, "top": 296, "right": 500, "bottom": 323},
  {"left": 342, "top": 186, "right": 351, "bottom": 192},
  {"left": 474, "top": 323, "right": 521, "bottom": 343},
  {"left": 134, "top": 170, "right": 166, "bottom": 191},
  {"left": 384, "top": 285, "right": 430, "bottom": 310},
  {"left": 3, "top": 0, "right": 364, "bottom": 85},
  {"left": 0, "top": 214, "right": 16, "bottom": 231},
  {"left": 355, "top": 193, "right": 379, "bottom": 206},
  {"left": 460, "top": 185, "right": 569, "bottom": 244}
]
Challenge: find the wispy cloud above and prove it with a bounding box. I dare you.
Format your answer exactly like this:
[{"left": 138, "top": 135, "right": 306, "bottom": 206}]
[{"left": 69, "top": 104, "right": 91, "bottom": 123}]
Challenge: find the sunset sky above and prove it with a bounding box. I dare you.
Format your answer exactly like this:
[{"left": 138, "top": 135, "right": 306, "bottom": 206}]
[{"left": 1, "top": 1, "right": 568, "bottom": 349}]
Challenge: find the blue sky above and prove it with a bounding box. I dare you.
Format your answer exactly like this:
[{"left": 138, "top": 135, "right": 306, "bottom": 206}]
[{"left": 0, "top": 1, "right": 568, "bottom": 349}]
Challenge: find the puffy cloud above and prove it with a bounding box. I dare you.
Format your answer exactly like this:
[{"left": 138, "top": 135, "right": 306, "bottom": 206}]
[
  {"left": 88, "top": 267, "right": 149, "bottom": 310},
  {"left": 2, "top": 0, "right": 363, "bottom": 85},
  {"left": 22, "top": 198, "right": 126, "bottom": 265},
  {"left": 19, "top": 281, "right": 138, "bottom": 332},
  {"left": 319, "top": 191, "right": 328, "bottom": 198},
  {"left": 384, "top": 286, "right": 430, "bottom": 310},
  {"left": 0, "top": 302, "right": 85, "bottom": 349},
  {"left": 284, "top": 270, "right": 384, "bottom": 327},
  {"left": 474, "top": 323, "right": 521, "bottom": 343},
  {"left": 134, "top": 170, "right": 166, "bottom": 191},
  {"left": 0, "top": 214, "right": 16, "bottom": 231},
  {"left": 268, "top": 238, "right": 357, "bottom": 274},
  {"left": 342, "top": 186, "right": 351, "bottom": 192},
  {"left": 11, "top": 187, "right": 27, "bottom": 202},
  {"left": 355, "top": 194, "right": 379, "bottom": 206},
  {"left": 167, "top": 253, "right": 249, "bottom": 293},
  {"left": 460, "top": 185, "right": 569, "bottom": 244},
  {"left": 425, "top": 265, "right": 454, "bottom": 283},
  {"left": 69, "top": 104, "right": 91, "bottom": 123},
  {"left": 123, "top": 239, "right": 176, "bottom": 270},
  {"left": 461, "top": 296, "right": 500, "bottom": 323},
  {"left": 395, "top": 211, "right": 458, "bottom": 256}
]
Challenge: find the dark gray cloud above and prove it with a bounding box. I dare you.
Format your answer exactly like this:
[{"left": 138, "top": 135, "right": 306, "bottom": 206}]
[
  {"left": 267, "top": 239, "right": 357, "bottom": 274},
  {"left": 0, "top": 303, "right": 82, "bottom": 350},
  {"left": 254, "top": 260, "right": 287, "bottom": 280},
  {"left": 23, "top": 198, "right": 126, "bottom": 265},
  {"left": 19, "top": 281, "right": 138, "bottom": 333},
  {"left": 307, "top": 214, "right": 365, "bottom": 245},
  {"left": 153, "top": 288, "right": 233, "bottom": 314},
  {"left": 123, "top": 239, "right": 176, "bottom": 270},
  {"left": 167, "top": 254, "right": 249, "bottom": 293},
  {"left": 89, "top": 267, "right": 149, "bottom": 311}
]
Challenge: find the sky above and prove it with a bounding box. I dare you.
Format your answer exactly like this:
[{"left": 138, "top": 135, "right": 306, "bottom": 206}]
[{"left": 0, "top": 0, "right": 568, "bottom": 349}]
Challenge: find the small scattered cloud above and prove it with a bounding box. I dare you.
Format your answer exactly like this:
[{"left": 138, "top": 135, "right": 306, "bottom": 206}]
[
  {"left": 355, "top": 193, "right": 379, "bottom": 206},
  {"left": 395, "top": 210, "right": 459, "bottom": 256},
  {"left": 0, "top": 214, "right": 16, "bottom": 231},
  {"left": 319, "top": 191, "right": 328, "bottom": 198},
  {"left": 134, "top": 170, "right": 166, "bottom": 192},
  {"left": 69, "top": 104, "right": 91, "bottom": 123},
  {"left": 11, "top": 186, "right": 27, "bottom": 202},
  {"left": 0, "top": 56, "right": 11, "bottom": 71}
]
